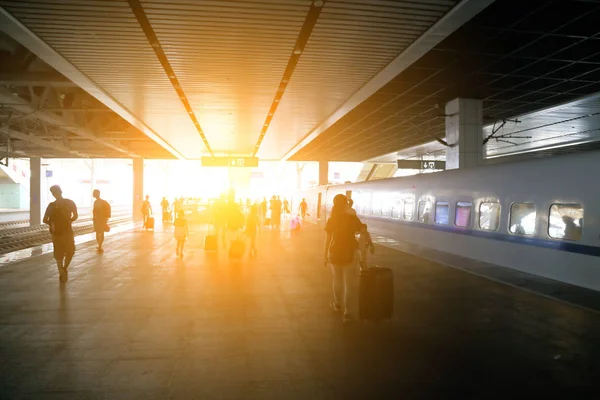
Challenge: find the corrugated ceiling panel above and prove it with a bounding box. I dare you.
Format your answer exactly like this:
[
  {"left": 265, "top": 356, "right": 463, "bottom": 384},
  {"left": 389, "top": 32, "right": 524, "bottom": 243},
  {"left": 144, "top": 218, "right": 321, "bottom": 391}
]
[
  {"left": 260, "top": 0, "right": 457, "bottom": 159},
  {"left": 143, "top": 0, "right": 309, "bottom": 154},
  {"left": 0, "top": 0, "right": 205, "bottom": 158}
]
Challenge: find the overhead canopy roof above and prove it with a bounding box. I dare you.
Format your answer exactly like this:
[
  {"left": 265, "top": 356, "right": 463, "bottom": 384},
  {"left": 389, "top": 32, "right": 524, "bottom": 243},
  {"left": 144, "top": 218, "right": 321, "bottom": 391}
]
[
  {"left": 0, "top": 0, "right": 489, "bottom": 160},
  {"left": 1, "top": 0, "right": 598, "bottom": 162},
  {"left": 0, "top": 29, "right": 175, "bottom": 159},
  {"left": 291, "top": 0, "right": 600, "bottom": 161}
]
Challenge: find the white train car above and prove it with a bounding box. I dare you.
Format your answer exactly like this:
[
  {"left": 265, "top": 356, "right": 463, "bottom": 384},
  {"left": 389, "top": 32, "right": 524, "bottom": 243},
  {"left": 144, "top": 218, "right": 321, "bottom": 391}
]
[{"left": 295, "top": 151, "right": 600, "bottom": 291}]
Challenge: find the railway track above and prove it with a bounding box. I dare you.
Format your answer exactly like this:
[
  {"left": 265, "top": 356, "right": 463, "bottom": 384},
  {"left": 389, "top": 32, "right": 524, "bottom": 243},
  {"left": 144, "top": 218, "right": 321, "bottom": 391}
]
[
  {"left": 0, "top": 219, "right": 30, "bottom": 230},
  {"left": 0, "top": 212, "right": 132, "bottom": 255},
  {"left": 0, "top": 206, "right": 132, "bottom": 231}
]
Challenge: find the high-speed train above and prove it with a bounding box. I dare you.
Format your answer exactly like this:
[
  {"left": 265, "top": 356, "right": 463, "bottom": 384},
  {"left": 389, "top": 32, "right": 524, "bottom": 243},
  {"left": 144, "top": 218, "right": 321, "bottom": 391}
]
[{"left": 294, "top": 151, "right": 600, "bottom": 291}]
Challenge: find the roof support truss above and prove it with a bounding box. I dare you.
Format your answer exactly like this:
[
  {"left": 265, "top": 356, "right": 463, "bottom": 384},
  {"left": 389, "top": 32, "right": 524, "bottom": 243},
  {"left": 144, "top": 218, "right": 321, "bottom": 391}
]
[{"left": 0, "top": 86, "right": 140, "bottom": 158}]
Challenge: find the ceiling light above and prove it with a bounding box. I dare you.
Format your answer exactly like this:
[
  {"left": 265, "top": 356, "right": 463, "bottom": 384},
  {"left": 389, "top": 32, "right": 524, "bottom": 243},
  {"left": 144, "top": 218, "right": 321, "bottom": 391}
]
[
  {"left": 293, "top": 48, "right": 302, "bottom": 55},
  {"left": 151, "top": 43, "right": 160, "bottom": 48},
  {"left": 313, "top": 0, "right": 324, "bottom": 6},
  {"left": 274, "top": 99, "right": 280, "bottom": 102}
]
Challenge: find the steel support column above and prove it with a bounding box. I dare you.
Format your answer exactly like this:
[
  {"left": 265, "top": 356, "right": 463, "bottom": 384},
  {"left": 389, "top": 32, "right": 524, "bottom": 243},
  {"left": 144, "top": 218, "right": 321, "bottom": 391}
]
[
  {"left": 319, "top": 160, "right": 328, "bottom": 186},
  {"left": 29, "top": 156, "right": 41, "bottom": 226},
  {"left": 445, "top": 98, "right": 483, "bottom": 169},
  {"left": 132, "top": 158, "right": 143, "bottom": 222}
]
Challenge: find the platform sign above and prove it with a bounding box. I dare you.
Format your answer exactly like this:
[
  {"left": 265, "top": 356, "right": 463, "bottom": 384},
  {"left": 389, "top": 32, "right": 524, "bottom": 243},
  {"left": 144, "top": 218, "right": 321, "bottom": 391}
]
[
  {"left": 201, "top": 157, "right": 259, "bottom": 167},
  {"left": 397, "top": 160, "right": 445, "bottom": 170}
]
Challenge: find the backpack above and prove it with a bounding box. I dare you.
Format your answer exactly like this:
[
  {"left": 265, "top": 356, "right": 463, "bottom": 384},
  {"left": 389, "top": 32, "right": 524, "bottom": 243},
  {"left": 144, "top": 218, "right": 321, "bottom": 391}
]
[
  {"left": 50, "top": 202, "right": 71, "bottom": 235},
  {"left": 328, "top": 214, "right": 359, "bottom": 265},
  {"left": 104, "top": 201, "right": 112, "bottom": 219}
]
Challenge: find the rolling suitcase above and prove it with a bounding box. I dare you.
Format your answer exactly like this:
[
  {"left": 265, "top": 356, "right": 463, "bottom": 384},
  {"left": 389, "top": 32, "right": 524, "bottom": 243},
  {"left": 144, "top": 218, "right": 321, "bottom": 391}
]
[
  {"left": 204, "top": 234, "right": 217, "bottom": 251},
  {"left": 229, "top": 239, "right": 245, "bottom": 259},
  {"left": 359, "top": 266, "right": 393, "bottom": 322},
  {"left": 145, "top": 216, "right": 155, "bottom": 230}
]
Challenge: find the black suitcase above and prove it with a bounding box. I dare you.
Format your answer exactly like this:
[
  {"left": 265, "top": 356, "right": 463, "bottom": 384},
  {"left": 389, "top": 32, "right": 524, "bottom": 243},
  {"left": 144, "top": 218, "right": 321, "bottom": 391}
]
[
  {"left": 204, "top": 234, "right": 217, "bottom": 251},
  {"left": 359, "top": 266, "right": 393, "bottom": 321},
  {"left": 145, "top": 216, "right": 155, "bottom": 230}
]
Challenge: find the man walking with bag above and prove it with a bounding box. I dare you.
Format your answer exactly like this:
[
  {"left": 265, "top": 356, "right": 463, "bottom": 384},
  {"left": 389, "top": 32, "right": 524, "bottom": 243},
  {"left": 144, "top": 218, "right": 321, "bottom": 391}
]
[
  {"left": 92, "top": 189, "right": 111, "bottom": 253},
  {"left": 43, "top": 185, "right": 78, "bottom": 283}
]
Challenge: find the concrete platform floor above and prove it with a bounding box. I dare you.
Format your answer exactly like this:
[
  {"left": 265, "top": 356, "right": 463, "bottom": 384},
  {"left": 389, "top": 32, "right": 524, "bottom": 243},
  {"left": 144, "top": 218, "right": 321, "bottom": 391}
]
[{"left": 1, "top": 222, "right": 600, "bottom": 399}]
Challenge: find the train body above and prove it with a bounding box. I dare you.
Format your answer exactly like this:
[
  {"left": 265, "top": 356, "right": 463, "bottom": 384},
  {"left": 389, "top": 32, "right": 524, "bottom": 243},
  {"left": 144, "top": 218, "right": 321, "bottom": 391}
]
[{"left": 294, "top": 151, "right": 600, "bottom": 291}]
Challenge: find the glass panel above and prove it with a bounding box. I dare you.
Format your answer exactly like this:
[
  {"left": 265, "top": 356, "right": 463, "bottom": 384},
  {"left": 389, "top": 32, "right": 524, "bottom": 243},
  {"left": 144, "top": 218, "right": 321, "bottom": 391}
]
[
  {"left": 356, "top": 192, "right": 370, "bottom": 215},
  {"left": 391, "top": 199, "right": 401, "bottom": 219},
  {"left": 509, "top": 203, "right": 536, "bottom": 235},
  {"left": 418, "top": 200, "right": 431, "bottom": 223},
  {"left": 403, "top": 199, "right": 414, "bottom": 221},
  {"left": 549, "top": 204, "right": 583, "bottom": 241},
  {"left": 455, "top": 202, "right": 472, "bottom": 227},
  {"left": 479, "top": 202, "right": 500, "bottom": 231},
  {"left": 435, "top": 201, "right": 449, "bottom": 225},
  {"left": 371, "top": 195, "right": 382, "bottom": 216},
  {"left": 381, "top": 196, "right": 392, "bottom": 218},
  {"left": 352, "top": 192, "right": 361, "bottom": 215}
]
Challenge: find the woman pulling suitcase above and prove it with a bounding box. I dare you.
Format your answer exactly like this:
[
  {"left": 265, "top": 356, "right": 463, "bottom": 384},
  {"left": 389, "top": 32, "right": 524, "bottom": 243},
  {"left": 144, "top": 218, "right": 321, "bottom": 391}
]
[{"left": 324, "top": 194, "right": 363, "bottom": 323}]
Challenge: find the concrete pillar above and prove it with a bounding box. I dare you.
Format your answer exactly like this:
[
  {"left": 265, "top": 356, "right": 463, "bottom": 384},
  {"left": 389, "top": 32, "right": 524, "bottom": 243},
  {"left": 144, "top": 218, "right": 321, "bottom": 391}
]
[
  {"left": 132, "top": 158, "right": 143, "bottom": 221},
  {"left": 29, "top": 157, "right": 41, "bottom": 226},
  {"left": 445, "top": 98, "right": 483, "bottom": 170},
  {"left": 318, "top": 160, "right": 328, "bottom": 186},
  {"left": 90, "top": 159, "right": 96, "bottom": 216},
  {"left": 296, "top": 163, "right": 304, "bottom": 190}
]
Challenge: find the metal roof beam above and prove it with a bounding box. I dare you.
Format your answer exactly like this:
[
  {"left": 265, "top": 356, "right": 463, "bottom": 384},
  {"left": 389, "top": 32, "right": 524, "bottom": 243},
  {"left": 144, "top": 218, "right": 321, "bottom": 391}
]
[
  {"left": 0, "top": 6, "right": 184, "bottom": 160},
  {"left": 0, "top": 71, "right": 77, "bottom": 87},
  {"left": 0, "top": 86, "right": 139, "bottom": 158},
  {"left": 0, "top": 125, "right": 84, "bottom": 157},
  {"left": 281, "top": 0, "right": 495, "bottom": 161}
]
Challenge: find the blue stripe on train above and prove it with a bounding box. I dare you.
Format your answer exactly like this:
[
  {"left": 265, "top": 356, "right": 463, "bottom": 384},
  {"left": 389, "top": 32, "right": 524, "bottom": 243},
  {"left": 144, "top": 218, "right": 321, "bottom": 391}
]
[{"left": 358, "top": 215, "right": 600, "bottom": 258}]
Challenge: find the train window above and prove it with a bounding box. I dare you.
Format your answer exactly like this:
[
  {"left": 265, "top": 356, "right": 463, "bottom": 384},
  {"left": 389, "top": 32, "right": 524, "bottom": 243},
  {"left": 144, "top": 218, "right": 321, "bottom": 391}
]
[
  {"left": 455, "top": 202, "right": 472, "bottom": 227},
  {"left": 403, "top": 199, "right": 414, "bottom": 220},
  {"left": 479, "top": 202, "right": 500, "bottom": 231},
  {"left": 435, "top": 201, "right": 449, "bottom": 225},
  {"left": 418, "top": 200, "right": 431, "bottom": 223},
  {"left": 509, "top": 203, "right": 536, "bottom": 235},
  {"left": 548, "top": 204, "right": 583, "bottom": 241}
]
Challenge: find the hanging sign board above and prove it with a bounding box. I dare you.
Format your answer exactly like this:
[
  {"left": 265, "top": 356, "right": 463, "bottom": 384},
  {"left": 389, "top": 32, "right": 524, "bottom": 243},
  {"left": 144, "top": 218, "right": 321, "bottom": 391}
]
[
  {"left": 201, "top": 157, "right": 259, "bottom": 167},
  {"left": 397, "top": 160, "right": 445, "bottom": 170}
]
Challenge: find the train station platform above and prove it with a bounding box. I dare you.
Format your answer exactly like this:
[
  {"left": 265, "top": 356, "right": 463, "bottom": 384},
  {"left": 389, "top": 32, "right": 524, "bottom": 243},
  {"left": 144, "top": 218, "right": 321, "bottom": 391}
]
[{"left": 1, "top": 221, "right": 599, "bottom": 399}]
